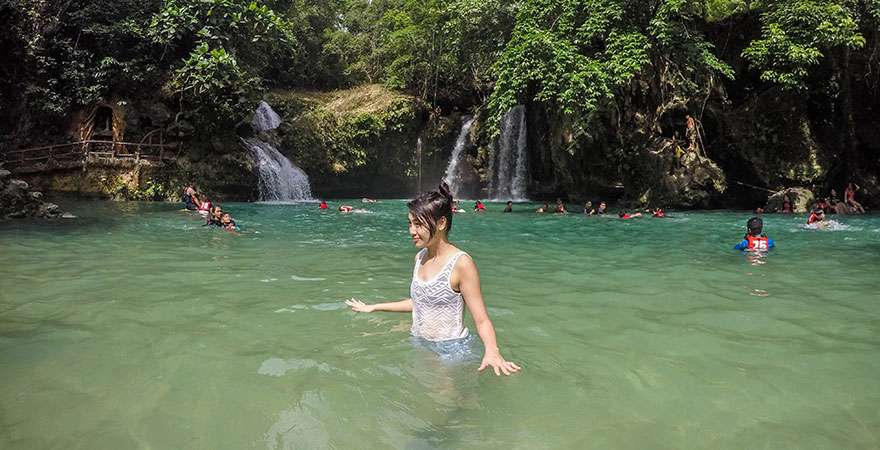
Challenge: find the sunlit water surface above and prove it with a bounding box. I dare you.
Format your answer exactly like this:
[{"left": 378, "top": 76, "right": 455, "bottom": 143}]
[{"left": 2, "top": 200, "right": 879, "bottom": 449}]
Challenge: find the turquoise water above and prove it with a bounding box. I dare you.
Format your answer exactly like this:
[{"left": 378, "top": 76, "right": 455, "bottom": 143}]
[{"left": 2, "top": 200, "right": 879, "bottom": 449}]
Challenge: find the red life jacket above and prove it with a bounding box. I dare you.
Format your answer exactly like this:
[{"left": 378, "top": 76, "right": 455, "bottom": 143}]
[
  {"left": 319, "top": 202, "right": 328, "bottom": 209},
  {"left": 747, "top": 235, "right": 769, "bottom": 250},
  {"left": 807, "top": 213, "right": 820, "bottom": 224},
  {"left": 653, "top": 210, "right": 665, "bottom": 218}
]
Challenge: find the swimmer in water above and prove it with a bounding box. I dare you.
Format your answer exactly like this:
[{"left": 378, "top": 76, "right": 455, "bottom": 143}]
[
  {"left": 319, "top": 200, "right": 328, "bottom": 210},
  {"left": 596, "top": 201, "right": 607, "bottom": 215},
  {"left": 346, "top": 182, "right": 521, "bottom": 376},
  {"left": 554, "top": 198, "right": 567, "bottom": 214},
  {"left": 652, "top": 208, "right": 665, "bottom": 218},
  {"left": 474, "top": 200, "right": 486, "bottom": 212},
  {"left": 220, "top": 213, "right": 239, "bottom": 232},
  {"left": 503, "top": 201, "right": 513, "bottom": 213},
  {"left": 204, "top": 205, "right": 223, "bottom": 227},
  {"left": 734, "top": 217, "right": 774, "bottom": 251},
  {"left": 807, "top": 207, "right": 826, "bottom": 226},
  {"left": 452, "top": 201, "right": 465, "bottom": 214},
  {"left": 617, "top": 210, "right": 642, "bottom": 219},
  {"left": 338, "top": 205, "right": 354, "bottom": 213},
  {"left": 584, "top": 201, "right": 595, "bottom": 215},
  {"left": 536, "top": 202, "right": 549, "bottom": 213}
]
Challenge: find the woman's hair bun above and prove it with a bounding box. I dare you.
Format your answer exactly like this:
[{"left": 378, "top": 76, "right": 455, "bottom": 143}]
[{"left": 438, "top": 181, "right": 452, "bottom": 200}]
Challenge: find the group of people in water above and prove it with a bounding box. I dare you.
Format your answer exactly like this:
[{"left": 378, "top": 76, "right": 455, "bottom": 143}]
[
  {"left": 181, "top": 184, "right": 239, "bottom": 232},
  {"left": 737, "top": 182, "right": 868, "bottom": 250},
  {"left": 453, "top": 198, "right": 666, "bottom": 219}
]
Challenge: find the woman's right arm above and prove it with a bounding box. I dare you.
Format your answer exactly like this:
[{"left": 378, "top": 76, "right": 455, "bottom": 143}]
[{"left": 346, "top": 298, "right": 412, "bottom": 313}]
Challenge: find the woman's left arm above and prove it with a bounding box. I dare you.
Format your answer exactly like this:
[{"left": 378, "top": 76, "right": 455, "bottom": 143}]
[{"left": 456, "top": 256, "right": 521, "bottom": 376}]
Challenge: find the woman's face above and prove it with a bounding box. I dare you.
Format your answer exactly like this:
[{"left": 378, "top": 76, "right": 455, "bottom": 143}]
[{"left": 408, "top": 213, "right": 431, "bottom": 248}]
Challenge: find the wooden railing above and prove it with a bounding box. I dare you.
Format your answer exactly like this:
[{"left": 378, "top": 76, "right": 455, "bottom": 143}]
[{"left": 2, "top": 140, "right": 178, "bottom": 170}]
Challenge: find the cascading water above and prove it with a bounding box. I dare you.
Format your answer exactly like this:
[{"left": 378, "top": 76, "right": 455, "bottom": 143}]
[
  {"left": 246, "top": 139, "right": 313, "bottom": 201},
  {"left": 488, "top": 105, "right": 528, "bottom": 200},
  {"left": 442, "top": 116, "right": 475, "bottom": 198},
  {"left": 246, "top": 102, "right": 313, "bottom": 201}
]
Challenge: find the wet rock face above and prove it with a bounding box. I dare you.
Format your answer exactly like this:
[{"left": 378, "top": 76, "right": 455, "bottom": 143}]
[
  {"left": 0, "top": 165, "right": 64, "bottom": 219},
  {"left": 766, "top": 187, "right": 814, "bottom": 213}
]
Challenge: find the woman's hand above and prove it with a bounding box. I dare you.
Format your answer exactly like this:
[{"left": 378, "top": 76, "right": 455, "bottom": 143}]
[
  {"left": 478, "top": 351, "right": 521, "bottom": 376},
  {"left": 345, "top": 298, "right": 375, "bottom": 313}
]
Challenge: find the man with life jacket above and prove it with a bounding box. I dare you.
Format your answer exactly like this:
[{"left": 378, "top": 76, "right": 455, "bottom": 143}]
[
  {"left": 319, "top": 200, "right": 328, "bottom": 209},
  {"left": 734, "top": 217, "right": 775, "bottom": 251}
]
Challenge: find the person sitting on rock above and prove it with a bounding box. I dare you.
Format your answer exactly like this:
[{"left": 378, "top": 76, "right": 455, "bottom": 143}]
[
  {"left": 735, "top": 217, "right": 774, "bottom": 251},
  {"left": 845, "top": 182, "right": 866, "bottom": 214}
]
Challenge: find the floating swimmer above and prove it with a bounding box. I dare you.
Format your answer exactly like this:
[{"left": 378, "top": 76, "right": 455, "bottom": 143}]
[
  {"left": 807, "top": 207, "right": 826, "bottom": 225},
  {"left": 346, "top": 181, "right": 520, "bottom": 376},
  {"left": 735, "top": 217, "right": 774, "bottom": 251},
  {"left": 618, "top": 210, "right": 642, "bottom": 219},
  {"left": 319, "top": 200, "right": 328, "bottom": 210},
  {"left": 338, "top": 205, "right": 354, "bottom": 213},
  {"left": 220, "top": 212, "right": 239, "bottom": 233},
  {"left": 652, "top": 208, "right": 666, "bottom": 218}
]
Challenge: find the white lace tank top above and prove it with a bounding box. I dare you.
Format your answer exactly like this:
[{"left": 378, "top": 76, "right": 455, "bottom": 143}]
[{"left": 410, "top": 249, "right": 469, "bottom": 342}]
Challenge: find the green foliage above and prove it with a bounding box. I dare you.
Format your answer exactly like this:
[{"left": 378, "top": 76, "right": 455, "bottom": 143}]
[
  {"left": 487, "top": 0, "right": 734, "bottom": 134},
  {"left": 1, "top": 0, "right": 161, "bottom": 115},
  {"left": 147, "top": 0, "right": 300, "bottom": 121},
  {"left": 270, "top": 87, "right": 417, "bottom": 173},
  {"left": 743, "top": 0, "right": 868, "bottom": 89}
]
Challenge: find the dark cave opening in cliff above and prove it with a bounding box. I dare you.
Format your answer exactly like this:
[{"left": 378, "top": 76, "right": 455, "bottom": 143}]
[{"left": 92, "top": 106, "right": 114, "bottom": 138}]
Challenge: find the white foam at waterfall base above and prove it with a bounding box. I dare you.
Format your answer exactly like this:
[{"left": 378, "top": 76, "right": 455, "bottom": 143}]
[
  {"left": 252, "top": 101, "right": 281, "bottom": 131},
  {"left": 488, "top": 105, "right": 528, "bottom": 201},
  {"left": 442, "top": 116, "right": 475, "bottom": 198},
  {"left": 245, "top": 138, "right": 314, "bottom": 201}
]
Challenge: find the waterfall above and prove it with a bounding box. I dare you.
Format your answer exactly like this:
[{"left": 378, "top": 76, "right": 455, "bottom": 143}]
[
  {"left": 246, "top": 139, "right": 313, "bottom": 201},
  {"left": 442, "top": 116, "right": 475, "bottom": 198},
  {"left": 489, "top": 105, "right": 528, "bottom": 200},
  {"left": 246, "top": 102, "right": 313, "bottom": 201}
]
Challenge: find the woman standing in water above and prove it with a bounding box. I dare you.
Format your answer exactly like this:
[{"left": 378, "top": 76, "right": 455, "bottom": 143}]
[{"left": 346, "top": 182, "right": 521, "bottom": 376}]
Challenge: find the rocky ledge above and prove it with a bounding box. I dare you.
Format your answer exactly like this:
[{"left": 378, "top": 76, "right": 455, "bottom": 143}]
[{"left": 0, "top": 165, "right": 64, "bottom": 219}]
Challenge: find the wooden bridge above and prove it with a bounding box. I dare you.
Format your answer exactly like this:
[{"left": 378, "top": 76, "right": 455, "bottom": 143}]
[{"left": 2, "top": 137, "right": 178, "bottom": 173}]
